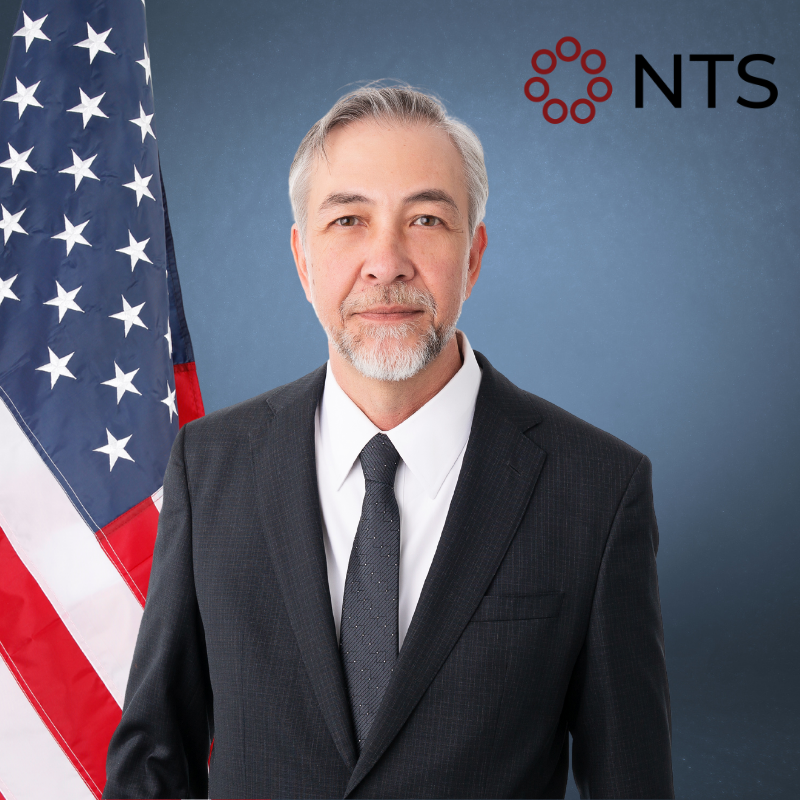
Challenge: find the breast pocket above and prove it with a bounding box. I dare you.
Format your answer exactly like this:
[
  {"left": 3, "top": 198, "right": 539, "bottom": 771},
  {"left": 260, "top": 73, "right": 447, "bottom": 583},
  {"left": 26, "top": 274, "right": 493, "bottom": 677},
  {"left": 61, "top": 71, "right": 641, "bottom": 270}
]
[{"left": 470, "top": 591, "right": 563, "bottom": 622}]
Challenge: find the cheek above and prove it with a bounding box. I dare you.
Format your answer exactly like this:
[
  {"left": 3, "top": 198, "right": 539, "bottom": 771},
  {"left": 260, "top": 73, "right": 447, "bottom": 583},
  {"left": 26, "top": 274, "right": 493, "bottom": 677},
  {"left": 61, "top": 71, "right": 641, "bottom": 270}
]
[
  {"left": 421, "top": 261, "right": 469, "bottom": 312},
  {"left": 409, "top": 235, "right": 469, "bottom": 294},
  {"left": 309, "top": 259, "right": 358, "bottom": 314}
]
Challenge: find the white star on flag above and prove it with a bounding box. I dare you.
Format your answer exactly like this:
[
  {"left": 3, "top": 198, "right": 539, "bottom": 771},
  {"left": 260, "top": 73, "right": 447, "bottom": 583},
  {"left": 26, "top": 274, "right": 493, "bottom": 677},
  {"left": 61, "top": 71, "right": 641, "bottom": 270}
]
[
  {"left": 0, "top": 274, "right": 20, "bottom": 306},
  {"left": 94, "top": 429, "right": 134, "bottom": 471},
  {"left": 52, "top": 215, "right": 91, "bottom": 254},
  {"left": 0, "top": 143, "right": 36, "bottom": 184},
  {"left": 137, "top": 44, "right": 151, "bottom": 84},
  {"left": 117, "top": 230, "right": 152, "bottom": 270},
  {"left": 3, "top": 78, "right": 43, "bottom": 119},
  {"left": 74, "top": 23, "right": 115, "bottom": 63},
  {"left": 0, "top": 205, "right": 27, "bottom": 244},
  {"left": 13, "top": 12, "right": 50, "bottom": 51},
  {"left": 130, "top": 102, "right": 155, "bottom": 142},
  {"left": 59, "top": 149, "right": 99, "bottom": 189},
  {"left": 123, "top": 166, "right": 155, "bottom": 206},
  {"left": 110, "top": 295, "right": 148, "bottom": 337},
  {"left": 68, "top": 89, "right": 108, "bottom": 128},
  {"left": 161, "top": 382, "right": 178, "bottom": 421},
  {"left": 35, "top": 347, "right": 76, "bottom": 389},
  {"left": 102, "top": 362, "right": 142, "bottom": 404},
  {"left": 44, "top": 281, "right": 83, "bottom": 322},
  {"left": 165, "top": 321, "right": 173, "bottom": 357}
]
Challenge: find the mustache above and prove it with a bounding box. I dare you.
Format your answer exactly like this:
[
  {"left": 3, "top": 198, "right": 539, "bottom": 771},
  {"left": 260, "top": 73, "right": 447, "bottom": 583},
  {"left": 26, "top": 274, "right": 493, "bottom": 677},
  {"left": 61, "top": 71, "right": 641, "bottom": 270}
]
[{"left": 339, "top": 283, "right": 437, "bottom": 321}]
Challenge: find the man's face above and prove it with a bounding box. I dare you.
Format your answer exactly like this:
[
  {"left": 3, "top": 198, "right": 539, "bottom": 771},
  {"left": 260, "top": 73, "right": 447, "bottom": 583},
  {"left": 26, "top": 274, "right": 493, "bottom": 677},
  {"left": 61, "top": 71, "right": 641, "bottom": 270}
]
[{"left": 292, "top": 119, "right": 486, "bottom": 381}]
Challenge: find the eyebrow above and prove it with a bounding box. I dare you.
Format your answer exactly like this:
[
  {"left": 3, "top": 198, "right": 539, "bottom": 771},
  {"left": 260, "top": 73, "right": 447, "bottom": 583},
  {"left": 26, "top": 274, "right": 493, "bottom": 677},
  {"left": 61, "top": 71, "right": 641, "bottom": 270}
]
[
  {"left": 317, "top": 193, "right": 370, "bottom": 213},
  {"left": 403, "top": 189, "right": 460, "bottom": 215},
  {"left": 317, "top": 189, "right": 461, "bottom": 216}
]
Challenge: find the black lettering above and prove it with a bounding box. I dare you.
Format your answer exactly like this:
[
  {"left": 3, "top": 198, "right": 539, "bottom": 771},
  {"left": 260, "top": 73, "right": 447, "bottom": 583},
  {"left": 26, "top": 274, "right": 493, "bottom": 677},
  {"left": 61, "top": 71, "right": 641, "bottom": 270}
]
[
  {"left": 689, "top": 54, "right": 734, "bottom": 107},
  {"left": 737, "top": 54, "right": 778, "bottom": 108},
  {"left": 636, "top": 54, "right": 682, "bottom": 108}
]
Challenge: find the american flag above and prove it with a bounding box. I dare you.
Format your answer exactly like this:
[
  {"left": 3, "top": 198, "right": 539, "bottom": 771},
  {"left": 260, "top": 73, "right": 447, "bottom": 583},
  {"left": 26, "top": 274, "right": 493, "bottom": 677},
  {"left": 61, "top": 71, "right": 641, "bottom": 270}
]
[{"left": 0, "top": 2, "right": 203, "bottom": 797}]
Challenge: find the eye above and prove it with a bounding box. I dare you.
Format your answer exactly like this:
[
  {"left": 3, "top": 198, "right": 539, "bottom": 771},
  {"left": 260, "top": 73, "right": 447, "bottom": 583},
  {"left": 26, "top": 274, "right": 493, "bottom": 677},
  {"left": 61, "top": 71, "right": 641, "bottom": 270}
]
[
  {"left": 414, "top": 215, "right": 441, "bottom": 227},
  {"left": 334, "top": 216, "right": 358, "bottom": 227}
]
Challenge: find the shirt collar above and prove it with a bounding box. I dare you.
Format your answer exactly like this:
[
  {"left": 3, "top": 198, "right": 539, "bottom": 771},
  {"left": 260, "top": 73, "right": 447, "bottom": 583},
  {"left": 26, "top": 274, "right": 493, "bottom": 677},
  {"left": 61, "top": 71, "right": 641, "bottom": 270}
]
[{"left": 318, "top": 331, "right": 482, "bottom": 499}]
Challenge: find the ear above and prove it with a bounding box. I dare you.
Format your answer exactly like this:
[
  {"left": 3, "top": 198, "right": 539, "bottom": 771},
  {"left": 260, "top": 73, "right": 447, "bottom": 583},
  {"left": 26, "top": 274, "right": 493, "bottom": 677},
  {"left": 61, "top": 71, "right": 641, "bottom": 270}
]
[
  {"left": 463, "top": 222, "right": 487, "bottom": 300},
  {"left": 291, "top": 224, "right": 314, "bottom": 304}
]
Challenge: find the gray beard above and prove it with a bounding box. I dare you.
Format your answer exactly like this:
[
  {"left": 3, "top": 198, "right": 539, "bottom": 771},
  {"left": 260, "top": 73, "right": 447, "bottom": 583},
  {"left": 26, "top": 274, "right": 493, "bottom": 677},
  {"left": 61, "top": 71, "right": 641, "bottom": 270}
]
[
  {"left": 321, "top": 284, "right": 461, "bottom": 382},
  {"left": 333, "top": 317, "right": 458, "bottom": 381}
]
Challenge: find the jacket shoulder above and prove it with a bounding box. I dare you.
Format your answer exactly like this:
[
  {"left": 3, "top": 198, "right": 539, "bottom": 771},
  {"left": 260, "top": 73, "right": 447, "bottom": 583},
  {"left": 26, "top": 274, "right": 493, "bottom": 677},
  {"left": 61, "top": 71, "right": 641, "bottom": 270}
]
[
  {"left": 528, "top": 391, "right": 644, "bottom": 469},
  {"left": 476, "top": 351, "right": 644, "bottom": 471}
]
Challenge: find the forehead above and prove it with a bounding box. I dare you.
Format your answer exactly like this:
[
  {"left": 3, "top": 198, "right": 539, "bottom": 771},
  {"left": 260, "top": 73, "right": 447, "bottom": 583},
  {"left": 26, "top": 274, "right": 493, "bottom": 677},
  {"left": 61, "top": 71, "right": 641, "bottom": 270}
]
[{"left": 307, "top": 119, "right": 467, "bottom": 209}]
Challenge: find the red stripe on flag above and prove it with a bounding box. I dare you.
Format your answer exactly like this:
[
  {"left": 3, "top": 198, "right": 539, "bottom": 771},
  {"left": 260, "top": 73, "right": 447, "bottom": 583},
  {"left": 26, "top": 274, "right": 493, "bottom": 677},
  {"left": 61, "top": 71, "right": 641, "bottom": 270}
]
[
  {"left": 0, "top": 525, "right": 122, "bottom": 798},
  {"left": 96, "top": 496, "right": 160, "bottom": 606},
  {"left": 174, "top": 361, "right": 205, "bottom": 428}
]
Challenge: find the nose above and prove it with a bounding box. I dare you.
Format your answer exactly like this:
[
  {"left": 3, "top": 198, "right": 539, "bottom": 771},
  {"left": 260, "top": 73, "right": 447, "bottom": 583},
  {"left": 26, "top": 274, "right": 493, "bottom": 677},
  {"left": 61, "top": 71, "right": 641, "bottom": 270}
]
[{"left": 361, "top": 223, "right": 415, "bottom": 285}]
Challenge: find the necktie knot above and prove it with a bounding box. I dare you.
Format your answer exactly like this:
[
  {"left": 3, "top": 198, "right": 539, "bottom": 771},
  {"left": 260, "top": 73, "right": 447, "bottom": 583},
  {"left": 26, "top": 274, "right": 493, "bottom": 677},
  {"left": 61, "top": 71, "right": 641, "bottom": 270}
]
[{"left": 359, "top": 433, "right": 400, "bottom": 486}]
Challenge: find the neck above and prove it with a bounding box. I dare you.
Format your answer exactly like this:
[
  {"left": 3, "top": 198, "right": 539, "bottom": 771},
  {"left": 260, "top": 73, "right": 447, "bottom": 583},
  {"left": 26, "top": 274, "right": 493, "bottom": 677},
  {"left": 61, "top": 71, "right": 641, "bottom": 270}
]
[{"left": 329, "top": 333, "right": 464, "bottom": 430}]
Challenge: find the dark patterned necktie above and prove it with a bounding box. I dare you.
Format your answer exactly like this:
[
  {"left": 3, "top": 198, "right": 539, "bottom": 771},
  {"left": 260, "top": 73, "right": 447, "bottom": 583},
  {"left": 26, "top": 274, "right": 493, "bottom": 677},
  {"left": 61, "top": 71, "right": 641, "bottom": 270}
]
[{"left": 340, "top": 433, "right": 401, "bottom": 751}]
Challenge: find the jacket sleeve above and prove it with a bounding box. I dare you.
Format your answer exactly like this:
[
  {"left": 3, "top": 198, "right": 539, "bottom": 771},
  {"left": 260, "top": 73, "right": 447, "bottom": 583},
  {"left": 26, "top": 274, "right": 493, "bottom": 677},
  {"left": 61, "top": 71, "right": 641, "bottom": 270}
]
[
  {"left": 567, "top": 454, "right": 674, "bottom": 799},
  {"left": 103, "top": 424, "right": 213, "bottom": 799}
]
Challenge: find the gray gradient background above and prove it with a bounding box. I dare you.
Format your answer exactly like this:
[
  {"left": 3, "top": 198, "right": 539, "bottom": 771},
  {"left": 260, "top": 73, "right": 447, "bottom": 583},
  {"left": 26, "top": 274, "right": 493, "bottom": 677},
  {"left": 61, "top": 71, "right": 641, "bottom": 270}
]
[{"left": 3, "top": 1, "right": 798, "bottom": 797}]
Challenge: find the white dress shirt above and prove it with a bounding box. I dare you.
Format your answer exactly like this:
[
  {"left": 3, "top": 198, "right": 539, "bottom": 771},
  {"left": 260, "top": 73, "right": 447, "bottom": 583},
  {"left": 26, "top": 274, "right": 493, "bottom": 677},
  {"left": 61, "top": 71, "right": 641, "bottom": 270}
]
[{"left": 314, "top": 331, "right": 482, "bottom": 648}]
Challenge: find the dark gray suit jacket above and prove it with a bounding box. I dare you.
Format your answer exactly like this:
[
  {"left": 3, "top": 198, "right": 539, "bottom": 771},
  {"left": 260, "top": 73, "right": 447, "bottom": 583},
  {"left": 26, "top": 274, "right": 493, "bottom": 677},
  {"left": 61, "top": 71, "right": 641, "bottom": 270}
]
[{"left": 103, "top": 352, "right": 673, "bottom": 799}]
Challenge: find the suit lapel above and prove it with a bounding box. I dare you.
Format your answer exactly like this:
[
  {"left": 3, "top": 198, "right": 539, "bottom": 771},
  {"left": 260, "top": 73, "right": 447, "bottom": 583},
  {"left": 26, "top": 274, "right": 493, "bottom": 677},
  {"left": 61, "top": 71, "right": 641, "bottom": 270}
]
[
  {"left": 249, "top": 367, "right": 358, "bottom": 772},
  {"left": 344, "top": 355, "right": 547, "bottom": 796}
]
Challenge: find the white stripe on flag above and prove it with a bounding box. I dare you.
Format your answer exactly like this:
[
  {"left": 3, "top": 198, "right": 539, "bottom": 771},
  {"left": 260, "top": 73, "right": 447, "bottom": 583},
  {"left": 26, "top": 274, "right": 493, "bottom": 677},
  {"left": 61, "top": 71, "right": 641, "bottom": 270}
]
[
  {"left": 0, "top": 397, "right": 143, "bottom": 705},
  {"left": 0, "top": 657, "right": 95, "bottom": 800},
  {"left": 151, "top": 484, "right": 164, "bottom": 512}
]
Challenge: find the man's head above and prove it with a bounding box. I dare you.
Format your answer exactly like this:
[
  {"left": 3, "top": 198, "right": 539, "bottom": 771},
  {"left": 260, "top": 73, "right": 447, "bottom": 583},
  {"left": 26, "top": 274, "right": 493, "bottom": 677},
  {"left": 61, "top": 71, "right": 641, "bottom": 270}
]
[{"left": 289, "top": 85, "right": 488, "bottom": 382}]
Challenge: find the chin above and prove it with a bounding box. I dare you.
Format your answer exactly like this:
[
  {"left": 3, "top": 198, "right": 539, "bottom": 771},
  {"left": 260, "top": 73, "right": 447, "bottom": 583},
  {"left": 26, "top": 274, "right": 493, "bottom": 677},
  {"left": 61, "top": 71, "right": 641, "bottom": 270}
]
[{"left": 331, "top": 320, "right": 457, "bottom": 382}]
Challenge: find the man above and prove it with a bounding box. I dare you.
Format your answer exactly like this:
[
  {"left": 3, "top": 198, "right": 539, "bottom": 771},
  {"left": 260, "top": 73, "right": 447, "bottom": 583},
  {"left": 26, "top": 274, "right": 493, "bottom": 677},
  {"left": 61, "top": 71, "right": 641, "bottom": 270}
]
[{"left": 104, "top": 85, "right": 673, "bottom": 799}]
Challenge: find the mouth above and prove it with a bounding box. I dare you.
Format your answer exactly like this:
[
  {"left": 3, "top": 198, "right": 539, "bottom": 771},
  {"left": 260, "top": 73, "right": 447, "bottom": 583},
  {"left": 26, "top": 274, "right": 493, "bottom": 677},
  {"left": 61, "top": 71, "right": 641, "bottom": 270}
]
[{"left": 351, "top": 306, "right": 426, "bottom": 324}]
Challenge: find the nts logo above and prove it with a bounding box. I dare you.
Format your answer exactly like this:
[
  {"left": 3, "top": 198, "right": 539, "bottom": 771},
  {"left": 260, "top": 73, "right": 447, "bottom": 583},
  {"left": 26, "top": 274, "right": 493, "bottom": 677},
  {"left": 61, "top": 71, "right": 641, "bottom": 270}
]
[{"left": 524, "top": 36, "right": 612, "bottom": 124}]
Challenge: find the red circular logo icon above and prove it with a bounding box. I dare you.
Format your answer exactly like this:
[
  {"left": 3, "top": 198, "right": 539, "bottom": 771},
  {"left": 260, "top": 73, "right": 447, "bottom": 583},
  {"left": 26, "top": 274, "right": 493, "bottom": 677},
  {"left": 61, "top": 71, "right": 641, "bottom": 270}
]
[
  {"left": 570, "top": 99, "right": 595, "bottom": 124},
  {"left": 524, "top": 77, "right": 549, "bottom": 102},
  {"left": 543, "top": 99, "right": 568, "bottom": 124},
  {"left": 524, "top": 38, "right": 611, "bottom": 124},
  {"left": 581, "top": 49, "right": 606, "bottom": 75},
  {"left": 531, "top": 49, "right": 557, "bottom": 74},
  {"left": 556, "top": 36, "right": 580, "bottom": 62},
  {"left": 587, "top": 77, "right": 612, "bottom": 102}
]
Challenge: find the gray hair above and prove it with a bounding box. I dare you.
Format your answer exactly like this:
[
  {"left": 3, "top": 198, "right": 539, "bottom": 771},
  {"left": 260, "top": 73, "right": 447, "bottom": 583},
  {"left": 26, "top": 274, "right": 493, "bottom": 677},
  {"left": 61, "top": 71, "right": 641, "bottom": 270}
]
[{"left": 288, "top": 83, "right": 488, "bottom": 244}]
